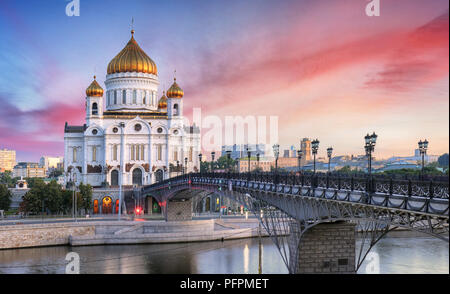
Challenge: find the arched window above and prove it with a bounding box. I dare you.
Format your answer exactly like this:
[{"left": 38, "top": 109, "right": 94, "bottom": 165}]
[
  {"left": 113, "top": 144, "right": 118, "bottom": 161},
  {"left": 102, "top": 196, "right": 112, "bottom": 214},
  {"left": 122, "top": 90, "right": 126, "bottom": 104},
  {"left": 111, "top": 170, "right": 119, "bottom": 186},
  {"left": 93, "top": 200, "right": 99, "bottom": 214},
  {"left": 133, "top": 90, "right": 137, "bottom": 104},
  {"left": 155, "top": 169, "right": 163, "bottom": 183},
  {"left": 173, "top": 104, "right": 179, "bottom": 116},
  {"left": 132, "top": 168, "right": 142, "bottom": 186},
  {"left": 157, "top": 144, "right": 162, "bottom": 161},
  {"left": 92, "top": 146, "right": 97, "bottom": 162},
  {"left": 73, "top": 148, "right": 77, "bottom": 163},
  {"left": 143, "top": 95, "right": 146, "bottom": 105},
  {"left": 114, "top": 90, "right": 117, "bottom": 104},
  {"left": 92, "top": 103, "right": 98, "bottom": 115}
]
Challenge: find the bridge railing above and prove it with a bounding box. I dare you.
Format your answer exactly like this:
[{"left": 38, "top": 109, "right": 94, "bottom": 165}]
[{"left": 145, "top": 172, "right": 449, "bottom": 200}]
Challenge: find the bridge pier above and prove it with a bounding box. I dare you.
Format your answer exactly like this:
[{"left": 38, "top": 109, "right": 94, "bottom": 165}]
[
  {"left": 165, "top": 199, "right": 193, "bottom": 221},
  {"left": 289, "top": 221, "right": 356, "bottom": 274}
]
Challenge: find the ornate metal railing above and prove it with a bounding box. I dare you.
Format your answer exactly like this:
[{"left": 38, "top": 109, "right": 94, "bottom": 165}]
[{"left": 147, "top": 172, "right": 449, "bottom": 200}]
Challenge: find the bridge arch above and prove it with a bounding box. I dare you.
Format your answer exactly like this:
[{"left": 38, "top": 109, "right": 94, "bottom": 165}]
[{"left": 142, "top": 173, "right": 449, "bottom": 273}]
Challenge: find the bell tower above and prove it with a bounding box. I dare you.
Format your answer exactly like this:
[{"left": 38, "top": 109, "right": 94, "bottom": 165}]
[{"left": 85, "top": 76, "right": 104, "bottom": 125}]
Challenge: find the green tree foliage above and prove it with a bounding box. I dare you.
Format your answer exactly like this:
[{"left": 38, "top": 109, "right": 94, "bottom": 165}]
[
  {"left": 0, "top": 171, "right": 18, "bottom": 188},
  {"left": 78, "top": 183, "right": 93, "bottom": 212},
  {"left": 338, "top": 165, "right": 353, "bottom": 173},
  {"left": 20, "top": 179, "right": 77, "bottom": 215},
  {"left": 438, "top": 153, "right": 449, "bottom": 168},
  {"left": 0, "top": 184, "right": 12, "bottom": 211},
  {"left": 216, "top": 156, "right": 237, "bottom": 171}
]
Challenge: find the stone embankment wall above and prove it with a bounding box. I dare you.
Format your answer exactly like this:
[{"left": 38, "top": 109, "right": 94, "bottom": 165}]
[
  {"left": 0, "top": 219, "right": 269, "bottom": 249},
  {"left": 290, "top": 221, "right": 356, "bottom": 274},
  {"left": 0, "top": 223, "right": 95, "bottom": 249}
]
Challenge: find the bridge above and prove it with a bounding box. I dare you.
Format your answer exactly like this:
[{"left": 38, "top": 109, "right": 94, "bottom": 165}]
[{"left": 141, "top": 172, "right": 449, "bottom": 274}]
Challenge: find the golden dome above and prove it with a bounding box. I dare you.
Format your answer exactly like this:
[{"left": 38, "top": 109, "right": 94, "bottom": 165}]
[
  {"left": 158, "top": 91, "right": 168, "bottom": 110},
  {"left": 167, "top": 77, "right": 184, "bottom": 98},
  {"left": 86, "top": 76, "right": 104, "bottom": 97},
  {"left": 107, "top": 30, "right": 157, "bottom": 75}
]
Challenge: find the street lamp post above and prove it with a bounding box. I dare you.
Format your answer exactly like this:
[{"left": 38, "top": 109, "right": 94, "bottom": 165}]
[
  {"left": 226, "top": 150, "right": 232, "bottom": 173},
  {"left": 311, "top": 139, "right": 320, "bottom": 174},
  {"left": 211, "top": 152, "right": 215, "bottom": 173},
  {"left": 184, "top": 157, "right": 188, "bottom": 175},
  {"left": 327, "top": 147, "right": 333, "bottom": 173},
  {"left": 272, "top": 144, "right": 280, "bottom": 184},
  {"left": 418, "top": 139, "right": 428, "bottom": 178},
  {"left": 198, "top": 153, "right": 202, "bottom": 174},
  {"left": 297, "top": 149, "right": 303, "bottom": 172},
  {"left": 177, "top": 161, "right": 180, "bottom": 176},
  {"left": 247, "top": 147, "right": 251, "bottom": 173},
  {"left": 364, "top": 132, "right": 377, "bottom": 176},
  {"left": 256, "top": 153, "right": 260, "bottom": 172},
  {"left": 118, "top": 122, "right": 125, "bottom": 221}
]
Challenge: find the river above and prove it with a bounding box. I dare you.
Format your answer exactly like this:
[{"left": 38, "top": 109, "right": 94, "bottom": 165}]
[{"left": 0, "top": 236, "right": 447, "bottom": 274}]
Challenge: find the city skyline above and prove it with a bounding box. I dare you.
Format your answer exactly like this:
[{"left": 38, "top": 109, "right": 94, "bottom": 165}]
[{"left": 0, "top": 0, "right": 448, "bottom": 162}]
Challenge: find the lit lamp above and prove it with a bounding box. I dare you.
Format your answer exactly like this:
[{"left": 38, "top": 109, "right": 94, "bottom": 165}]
[
  {"left": 272, "top": 144, "right": 280, "bottom": 172},
  {"left": 327, "top": 147, "right": 333, "bottom": 173},
  {"left": 311, "top": 139, "right": 320, "bottom": 174},
  {"left": 364, "top": 132, "right": 377, "bottom": 176},
  {"left": 418, "top": 139, "right": 428, "bottom": 177}
]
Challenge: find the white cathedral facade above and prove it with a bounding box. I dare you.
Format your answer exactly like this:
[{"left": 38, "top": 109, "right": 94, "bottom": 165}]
[{"left": 64, "top": 30, "right": 201, "bottom": 189}]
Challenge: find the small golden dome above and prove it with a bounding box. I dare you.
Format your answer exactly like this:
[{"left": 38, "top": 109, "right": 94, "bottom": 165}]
[
  {"left": 107, "top": 30, "right": 157, "bottom": 75},
  {"left": 167, "top": 77, "right": 184, "bottom": 98},
  {"left": 86, "top": 76, "right": 104, "bottom": 97},
  {"left": 158, "top": 91, "right": 168, "bottom": 110}
]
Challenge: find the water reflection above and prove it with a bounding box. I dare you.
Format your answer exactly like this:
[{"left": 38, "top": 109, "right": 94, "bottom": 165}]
[
  {"left": 0, "top": 237, "right": 447, "bottom": 274},
  {"left": 243, "top": 244, "right": 249, "bottom": 274}
]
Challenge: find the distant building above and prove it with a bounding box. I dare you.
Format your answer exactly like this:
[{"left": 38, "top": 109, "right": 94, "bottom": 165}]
[
  {"left": 238, "top": 157, "right": 273, "bottom": 172},
  {"left": 300, "top": 138, "right": 311, "bottom": 162},
  {"left": 39, "top": 156, "right": 64, "bottom": 171},
  {"left": 221, "top": 144, "right": 266, "bottom": 160},
  {"left": 0, "top": 148, "right": 16, "bottom": 172},
  {"left": 12, "top": 162, "right": 46, "bottom": 178},
  {"left": 8, "top": 178, "right": 30, "bottom": 209},
  {"left": 277, "top": 157, "right": 299, "bottom": 169}
]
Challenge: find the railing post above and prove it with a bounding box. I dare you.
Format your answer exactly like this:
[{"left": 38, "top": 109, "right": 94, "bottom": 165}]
[
  {"left": 429, "top": 180, "right": 434, "bottom": 198},
  {"left": 351, "top": 177, "right": 354, "bottom": 191},
  {"left": 326, "top": 174, "right": 329, "bottom": 189},
  {"left": 389, "top": 178, "right": 393, "bottom": 195},
  {"left": 407, "top": 179, "right": 412, "bottom": 197}
]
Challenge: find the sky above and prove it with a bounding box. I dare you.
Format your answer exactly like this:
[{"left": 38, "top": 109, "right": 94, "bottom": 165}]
[{"left": 0, "top": 0, "right": 448, "bottom": 161}]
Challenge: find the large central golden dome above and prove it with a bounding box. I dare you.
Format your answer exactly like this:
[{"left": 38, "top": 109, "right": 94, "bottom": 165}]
[{"left": 107, "top": 30, "right": 157, "bottom": 75}]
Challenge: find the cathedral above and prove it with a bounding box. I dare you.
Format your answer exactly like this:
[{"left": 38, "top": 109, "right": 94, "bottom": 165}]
[{"left": 64, "top": 29, "right": 201, "bottom": 188}]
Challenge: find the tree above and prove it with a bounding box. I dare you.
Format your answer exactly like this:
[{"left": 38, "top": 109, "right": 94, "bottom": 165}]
[
  {"left": 338, "top": 165, "right": 352, "bottom": 173},
  {"left": 45, "top": 180, "right": 63, "bottom": 214},
  {"left": 78, "top": 183, "right": 93, "bottom": 213},
  {"left": 0, "top": 184, "right": 12, "bottom": 211},
  {"left": 0, "top": 171, "right": 17, "bottom": 188},
  {"left": 438, "top": 153, "right": 449, "bottom": 168},
  {"left": 20, "top": 179, "right": 70, "bottom": 215}
]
